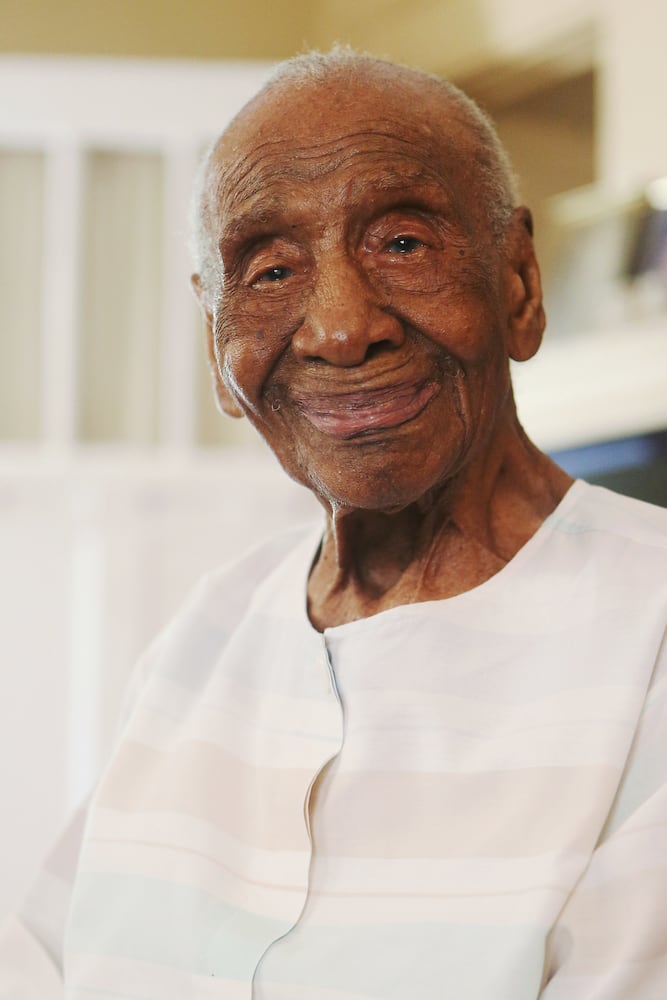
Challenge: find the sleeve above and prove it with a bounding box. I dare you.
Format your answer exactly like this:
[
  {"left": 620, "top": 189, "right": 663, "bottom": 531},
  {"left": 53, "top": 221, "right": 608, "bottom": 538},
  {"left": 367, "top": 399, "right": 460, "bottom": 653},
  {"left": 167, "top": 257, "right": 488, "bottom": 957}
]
[
  {"left": 0, "top": 917, "right": 62, "bottom": 1000},
  {"left": 540, "top": 631, "right": 667, "bottom": 998},
  {"left": 0, "top": 637, "right": 159, "bottom": 997},
  {"left": 0, "top": 558, "right": 275, "bottom": 994},
  {"left": 0, "top": 805, "right": 87, "bottom": 999}
]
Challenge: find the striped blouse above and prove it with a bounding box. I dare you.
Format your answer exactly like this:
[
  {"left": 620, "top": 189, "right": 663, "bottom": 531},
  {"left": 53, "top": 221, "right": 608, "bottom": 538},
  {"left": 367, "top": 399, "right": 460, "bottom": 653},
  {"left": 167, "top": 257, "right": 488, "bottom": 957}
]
[{"left": 1, "top": 480, "right": 666, "bottom": 998}]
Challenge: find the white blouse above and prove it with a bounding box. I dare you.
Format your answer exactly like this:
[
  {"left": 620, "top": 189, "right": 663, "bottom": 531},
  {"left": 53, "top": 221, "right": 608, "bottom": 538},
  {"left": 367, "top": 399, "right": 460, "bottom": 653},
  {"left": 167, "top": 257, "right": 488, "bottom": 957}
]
[{"left": 1, "top": 481, "right": 666, "bottom": 999}]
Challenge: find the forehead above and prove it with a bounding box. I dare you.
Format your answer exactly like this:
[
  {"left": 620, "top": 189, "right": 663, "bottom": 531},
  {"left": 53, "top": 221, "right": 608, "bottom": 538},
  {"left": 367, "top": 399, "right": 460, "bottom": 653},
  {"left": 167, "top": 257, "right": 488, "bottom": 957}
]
[{"left": 208, "top": 74, "right": 482, "bottom": 231}]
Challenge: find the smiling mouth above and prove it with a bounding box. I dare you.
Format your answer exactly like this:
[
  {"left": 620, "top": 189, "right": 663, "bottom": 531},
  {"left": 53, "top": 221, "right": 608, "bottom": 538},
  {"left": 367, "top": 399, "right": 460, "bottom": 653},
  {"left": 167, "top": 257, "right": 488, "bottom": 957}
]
[{"left": 295, "top": 380, "right": 439, "bottom": 439}]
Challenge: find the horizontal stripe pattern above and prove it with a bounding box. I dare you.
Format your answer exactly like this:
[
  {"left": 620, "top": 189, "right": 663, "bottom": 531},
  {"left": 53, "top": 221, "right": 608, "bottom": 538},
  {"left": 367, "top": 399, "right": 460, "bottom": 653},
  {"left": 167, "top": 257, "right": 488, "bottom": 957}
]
[{"left": 1, "top": 481, "right": 666, "bottom": 999}]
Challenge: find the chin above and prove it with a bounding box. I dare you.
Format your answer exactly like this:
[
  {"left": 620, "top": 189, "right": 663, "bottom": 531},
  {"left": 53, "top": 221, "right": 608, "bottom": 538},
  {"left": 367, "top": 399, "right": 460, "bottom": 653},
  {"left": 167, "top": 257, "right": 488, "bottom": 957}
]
[
  {"left": 263, "top": 421, "right": 469, "bottom": 514},
  {"left": 300, "top": 457, "right": 456, "bottom": 516}
]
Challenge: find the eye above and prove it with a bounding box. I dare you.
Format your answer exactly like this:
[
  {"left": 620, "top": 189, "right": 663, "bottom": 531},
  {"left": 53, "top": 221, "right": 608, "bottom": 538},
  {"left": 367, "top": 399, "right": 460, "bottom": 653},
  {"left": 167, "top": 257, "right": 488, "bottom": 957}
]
[
  {"left": 253, "top": 265, "right": 293, "bottom": 284},
  {"left": 386, "top": 235, "right": 425, "bottom": 254}
]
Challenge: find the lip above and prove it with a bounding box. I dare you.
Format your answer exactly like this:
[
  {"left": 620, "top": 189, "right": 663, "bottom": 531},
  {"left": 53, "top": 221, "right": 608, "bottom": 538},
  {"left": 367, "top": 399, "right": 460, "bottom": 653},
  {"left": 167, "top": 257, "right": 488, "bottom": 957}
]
[{"left": 295, "top": 379, "right": 439, "bottom": 439}]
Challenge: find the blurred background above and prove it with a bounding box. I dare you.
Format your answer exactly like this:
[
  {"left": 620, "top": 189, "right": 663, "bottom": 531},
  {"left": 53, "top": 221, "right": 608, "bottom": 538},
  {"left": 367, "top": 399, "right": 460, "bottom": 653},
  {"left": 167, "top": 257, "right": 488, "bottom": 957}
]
[{"left": 1, "top": 0, "right": 666, "bottom": 917}]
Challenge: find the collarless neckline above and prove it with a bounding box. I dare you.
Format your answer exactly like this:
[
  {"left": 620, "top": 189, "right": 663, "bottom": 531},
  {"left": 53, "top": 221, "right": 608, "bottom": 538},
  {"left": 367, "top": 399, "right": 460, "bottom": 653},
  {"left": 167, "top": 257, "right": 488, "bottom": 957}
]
[{"left": 287, "top": 479, "right": 587, "bottom": 638}]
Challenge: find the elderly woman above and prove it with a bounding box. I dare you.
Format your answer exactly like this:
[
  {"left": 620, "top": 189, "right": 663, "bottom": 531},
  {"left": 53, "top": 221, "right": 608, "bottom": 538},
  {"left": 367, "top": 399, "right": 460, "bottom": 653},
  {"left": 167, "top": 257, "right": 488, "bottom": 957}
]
[{"left": 2, "top": 49, "right": 666, "bottom": 1000}]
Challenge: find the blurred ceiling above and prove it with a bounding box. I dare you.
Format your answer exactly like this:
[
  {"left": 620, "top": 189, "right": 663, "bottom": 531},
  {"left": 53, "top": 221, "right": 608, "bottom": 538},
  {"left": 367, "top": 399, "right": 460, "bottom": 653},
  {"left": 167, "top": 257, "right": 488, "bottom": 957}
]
[{"left": 1, "top": 0, "right": 594, "bottom": 83}]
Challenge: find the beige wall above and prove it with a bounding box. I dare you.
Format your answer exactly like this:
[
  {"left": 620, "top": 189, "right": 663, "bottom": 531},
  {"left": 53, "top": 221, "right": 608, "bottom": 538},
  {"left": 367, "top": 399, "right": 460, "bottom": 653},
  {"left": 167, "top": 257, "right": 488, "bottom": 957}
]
[
  {"left": 0, "top": 0, "right": 315, "bottom": 60},
  {"left": 0, "top": 0, "right": 602, "bottom": 75}
]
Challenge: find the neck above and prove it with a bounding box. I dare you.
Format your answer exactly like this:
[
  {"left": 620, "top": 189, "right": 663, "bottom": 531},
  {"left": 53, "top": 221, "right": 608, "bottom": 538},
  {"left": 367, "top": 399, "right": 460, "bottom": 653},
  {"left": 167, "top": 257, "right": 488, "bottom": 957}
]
[{"left": 307, "top": 414, "right": 573, "bottom": 630}]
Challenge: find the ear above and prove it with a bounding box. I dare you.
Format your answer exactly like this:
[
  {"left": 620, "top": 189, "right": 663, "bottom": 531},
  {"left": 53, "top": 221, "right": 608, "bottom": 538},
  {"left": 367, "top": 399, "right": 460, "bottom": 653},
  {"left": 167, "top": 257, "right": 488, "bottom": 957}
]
[
  {"left": 504, "top": 207, "right": 546, "bottom": 363},
  {"left": 190, "top": 273, "right": 244, "bottom": 419}
]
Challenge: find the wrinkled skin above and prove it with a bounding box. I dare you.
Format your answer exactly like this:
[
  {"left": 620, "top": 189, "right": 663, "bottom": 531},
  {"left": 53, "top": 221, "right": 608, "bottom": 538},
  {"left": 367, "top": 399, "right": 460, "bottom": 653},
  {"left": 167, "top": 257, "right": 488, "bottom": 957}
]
[{"left": 192, "top": 64, "right": 572, "bottom": 629}]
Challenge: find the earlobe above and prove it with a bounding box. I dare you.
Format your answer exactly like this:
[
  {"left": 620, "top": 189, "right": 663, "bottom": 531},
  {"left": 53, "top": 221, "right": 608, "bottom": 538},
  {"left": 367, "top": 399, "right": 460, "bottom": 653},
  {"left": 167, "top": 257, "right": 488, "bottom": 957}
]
[
  {"left": 191, "top": 272, "right": 245, "bottom": 420},
  {"left": 506, "top": 208, "right": 545, "bottom": 363}
]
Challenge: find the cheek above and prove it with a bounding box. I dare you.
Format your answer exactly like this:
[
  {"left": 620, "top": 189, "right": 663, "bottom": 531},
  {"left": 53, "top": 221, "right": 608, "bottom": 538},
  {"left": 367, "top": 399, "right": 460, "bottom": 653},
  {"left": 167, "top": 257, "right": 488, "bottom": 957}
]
[
  {"left": 222, "top": 283, "right": 303, "bottom": 333},
  {"left": 370, "top": 251, "right": 502, "bottom": 358},
  {"left": 388, "top": 288, "right": 503, "bottom": 368},
  {"left": 213, "top": 302, "right": 293, "bottom": 401}
]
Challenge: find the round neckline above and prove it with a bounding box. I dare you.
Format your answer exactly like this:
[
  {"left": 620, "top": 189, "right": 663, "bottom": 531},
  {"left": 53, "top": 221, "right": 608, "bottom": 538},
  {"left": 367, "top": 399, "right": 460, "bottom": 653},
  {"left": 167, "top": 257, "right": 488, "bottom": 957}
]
[{"left": 292, "top": 479, "right": 586, "bottom": 639}]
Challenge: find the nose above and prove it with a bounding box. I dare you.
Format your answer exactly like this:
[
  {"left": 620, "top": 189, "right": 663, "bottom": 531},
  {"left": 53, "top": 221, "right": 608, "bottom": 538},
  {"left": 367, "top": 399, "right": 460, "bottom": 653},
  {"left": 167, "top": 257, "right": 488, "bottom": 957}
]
[{"left": 291, "top": 259, "right": 404, "bottom": 366}]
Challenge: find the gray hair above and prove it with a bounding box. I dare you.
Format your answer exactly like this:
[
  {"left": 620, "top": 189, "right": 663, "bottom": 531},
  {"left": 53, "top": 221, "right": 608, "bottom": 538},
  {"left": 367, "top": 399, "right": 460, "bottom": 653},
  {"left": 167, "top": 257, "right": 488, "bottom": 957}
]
[{"left": 190, "top": 47, "right": 519, "bottom": 306}]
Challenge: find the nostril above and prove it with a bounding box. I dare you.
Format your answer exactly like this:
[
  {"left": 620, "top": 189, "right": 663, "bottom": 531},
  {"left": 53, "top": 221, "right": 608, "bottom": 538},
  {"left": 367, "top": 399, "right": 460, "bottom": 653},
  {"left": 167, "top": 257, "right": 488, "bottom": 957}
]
[{"left": 365, "top": 340, "right": 396, "bottom": 361}]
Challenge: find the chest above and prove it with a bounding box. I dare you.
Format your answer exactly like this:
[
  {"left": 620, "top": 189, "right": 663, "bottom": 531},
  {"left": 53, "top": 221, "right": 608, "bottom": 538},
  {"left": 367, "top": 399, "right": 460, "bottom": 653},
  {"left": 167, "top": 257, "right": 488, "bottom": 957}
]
[{"left": 64, "top": 606, "right": 653, "bottom": 999}]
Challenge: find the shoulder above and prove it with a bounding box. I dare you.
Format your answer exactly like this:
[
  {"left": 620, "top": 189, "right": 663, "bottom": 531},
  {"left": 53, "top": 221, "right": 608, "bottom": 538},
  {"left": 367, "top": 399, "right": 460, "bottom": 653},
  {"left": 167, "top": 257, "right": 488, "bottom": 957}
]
[
  {"left": 193, "top": 520, "right": 321, "bottom": 618},
  {"left": 553, "top": 480, "right": 667, "bottom": 554},
  {"left": 555, "top": 482, "right": 667, "bottom": 617},
  {"left": 157, "top": 519, "right": 320, "bottom": 657},
  {"left": 117, "top": 521, "right": 321, "bottom": 725}
]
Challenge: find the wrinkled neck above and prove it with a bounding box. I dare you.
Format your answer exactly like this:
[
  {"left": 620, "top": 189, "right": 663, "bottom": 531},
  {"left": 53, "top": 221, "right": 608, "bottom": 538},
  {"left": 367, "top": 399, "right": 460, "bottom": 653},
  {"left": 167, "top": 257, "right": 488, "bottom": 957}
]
[{"left": 307, "top": 414, "right": 572, "bottom": 630}]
